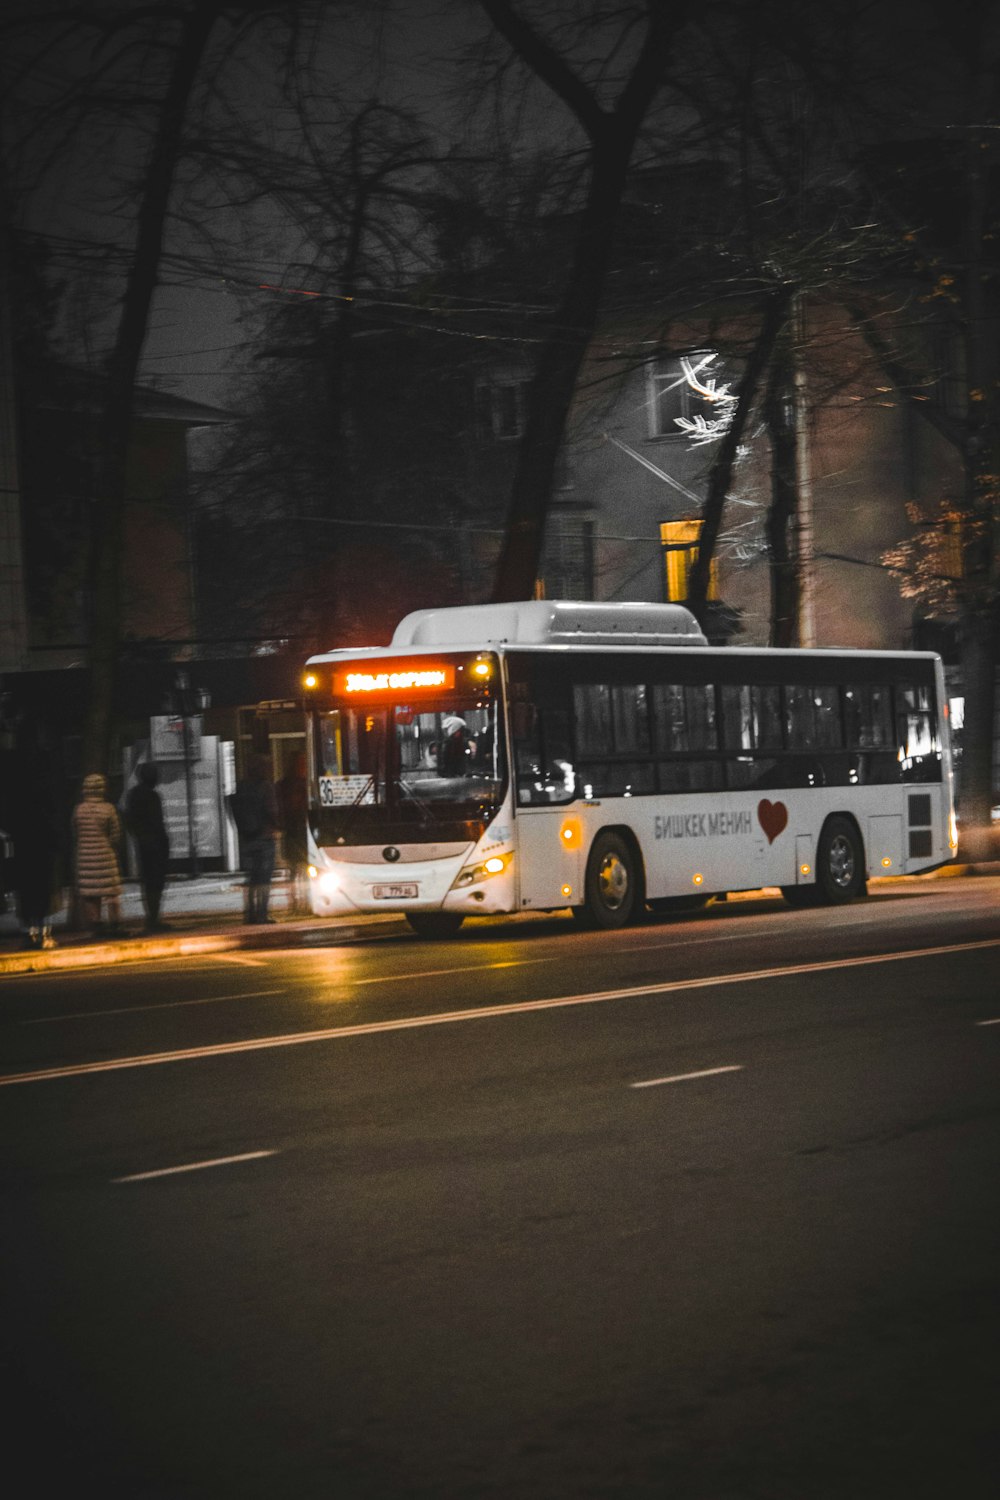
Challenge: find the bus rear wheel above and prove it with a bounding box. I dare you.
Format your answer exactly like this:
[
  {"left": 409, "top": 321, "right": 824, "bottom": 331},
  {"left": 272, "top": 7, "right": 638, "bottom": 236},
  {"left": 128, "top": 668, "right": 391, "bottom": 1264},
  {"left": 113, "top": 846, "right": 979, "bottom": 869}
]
[
  {"left": 815, "top": 816, "right": 866, "bottom": 904},
  {"left": 577, "top": 831, "right": 641, "bottom": 929},
  {"left": 405, "top": 911, "right": 465, "bottom": 939}
]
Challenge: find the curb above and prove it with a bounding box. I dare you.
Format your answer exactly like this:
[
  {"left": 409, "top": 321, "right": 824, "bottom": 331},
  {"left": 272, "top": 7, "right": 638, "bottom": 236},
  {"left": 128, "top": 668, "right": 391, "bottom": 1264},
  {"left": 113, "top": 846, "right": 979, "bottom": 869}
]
[{"left": 0, "top": 914, "right": 404, "bottom": 977}]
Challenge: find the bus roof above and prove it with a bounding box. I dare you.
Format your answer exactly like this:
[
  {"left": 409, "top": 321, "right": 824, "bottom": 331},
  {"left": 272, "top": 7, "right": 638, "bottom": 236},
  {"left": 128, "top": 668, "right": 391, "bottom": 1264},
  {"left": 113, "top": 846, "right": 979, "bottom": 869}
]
[
  {"left": 389, "top": 600, "right": 708, "bottom": 649},
  {"left": 305, "top": 601, "right": 942, "bottom": 665}
]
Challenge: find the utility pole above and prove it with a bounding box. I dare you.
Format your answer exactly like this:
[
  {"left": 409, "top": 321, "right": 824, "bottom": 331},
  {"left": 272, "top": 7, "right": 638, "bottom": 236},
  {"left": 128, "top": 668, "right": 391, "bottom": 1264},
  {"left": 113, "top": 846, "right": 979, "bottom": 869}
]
[{"left": 792, "top": 292, "right": 816, "bottom": 647}]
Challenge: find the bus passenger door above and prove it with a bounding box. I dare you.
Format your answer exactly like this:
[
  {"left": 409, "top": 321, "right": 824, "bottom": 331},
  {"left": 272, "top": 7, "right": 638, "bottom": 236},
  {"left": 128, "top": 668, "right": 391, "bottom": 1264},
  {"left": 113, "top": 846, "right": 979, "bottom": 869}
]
[{"left": 516, "top": 809, "right": 583, "bottom": 910}]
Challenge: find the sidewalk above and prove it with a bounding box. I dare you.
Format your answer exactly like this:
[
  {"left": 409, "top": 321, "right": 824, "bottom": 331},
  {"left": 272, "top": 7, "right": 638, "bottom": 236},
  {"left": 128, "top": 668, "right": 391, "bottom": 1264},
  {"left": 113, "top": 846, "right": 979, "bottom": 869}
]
[
  {"left": 2, "top": 861, "right": 998, "bottom": 978},
  {"left": 0, "top": 873, "right": 403, "bottom": 975}
]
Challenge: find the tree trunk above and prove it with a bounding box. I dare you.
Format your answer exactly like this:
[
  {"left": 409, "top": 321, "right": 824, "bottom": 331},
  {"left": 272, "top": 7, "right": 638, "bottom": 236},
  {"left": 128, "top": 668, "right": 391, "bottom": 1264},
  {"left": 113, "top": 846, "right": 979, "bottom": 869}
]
[
  {"left": 482, "top": 0, "right": 688, "bottom": 602},
  {"left": 82, "top": 4, "right": 219, "bottom": 775},
  {"left": 762, "top": 311, "right": 799, "bottom": 646},
  {"left": 489, "top": 135, "right": 636, "bottom": 601}
]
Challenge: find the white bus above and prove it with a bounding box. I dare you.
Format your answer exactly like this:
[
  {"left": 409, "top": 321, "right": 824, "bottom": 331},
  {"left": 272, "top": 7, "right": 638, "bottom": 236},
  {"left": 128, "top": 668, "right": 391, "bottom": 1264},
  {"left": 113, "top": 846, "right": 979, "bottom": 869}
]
[{"left": 302, "top": 600, "right": 957, "bottom": 936}]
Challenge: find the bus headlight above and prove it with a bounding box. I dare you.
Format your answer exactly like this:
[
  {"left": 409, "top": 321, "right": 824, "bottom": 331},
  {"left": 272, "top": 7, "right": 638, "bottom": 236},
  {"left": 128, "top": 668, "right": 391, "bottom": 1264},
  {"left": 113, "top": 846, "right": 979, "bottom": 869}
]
[
  {"left": 452, "top": 852, "right": 512, "bottom": 889},
  {"left": 315, "top": 870, "right": 339, "bottom": 896}
]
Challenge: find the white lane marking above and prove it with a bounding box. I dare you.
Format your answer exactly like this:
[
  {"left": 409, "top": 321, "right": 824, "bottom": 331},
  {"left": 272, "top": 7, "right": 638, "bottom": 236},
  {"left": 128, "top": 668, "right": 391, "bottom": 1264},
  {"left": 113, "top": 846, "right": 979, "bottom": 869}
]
[
  {"left": 348, "top": 939, "right": 745, "bottom": 984},
  {"left": 618, "top": 932, "right": 748, "bottom": 954},
  {"left": 113, "top": 1150, "right": 277, "bottom": 1183},
  {"left": 20, "top": 960, "right": 555, "bottom": 1019},
  {"left": 350, "top": 960, "right": 542, "bottom": 985},
  {"left": 209, "top": 955, "right": 269, "bottom": 967},
  {"left": 3, "top": 936, "right": 998, "bottom": 1089},
  {"left": 631, "top": 1065, "right": 743, "bottom": 1089},
  {"left": 2, "top": 960, "right": 250, "bottom": 983},
  {"left": 975, "top": 1017, "right": 1000, "bottom": 1026},
  {"left": 22, "top": 989, "right": 287, "bottom": 1025}
]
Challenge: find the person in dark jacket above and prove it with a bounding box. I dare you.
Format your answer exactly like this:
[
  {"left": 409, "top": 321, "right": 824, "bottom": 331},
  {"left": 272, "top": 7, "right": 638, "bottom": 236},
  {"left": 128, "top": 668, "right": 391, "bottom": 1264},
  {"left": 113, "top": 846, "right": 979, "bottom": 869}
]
[
  {"left": 277, "top": 750, "right": 309, "bottom": 915},
  {"left": 124, "top": 761, "right": 171, "bottom": 933},
  {"left": 230, "top": 753, "right": 280, "bottom": 924}
]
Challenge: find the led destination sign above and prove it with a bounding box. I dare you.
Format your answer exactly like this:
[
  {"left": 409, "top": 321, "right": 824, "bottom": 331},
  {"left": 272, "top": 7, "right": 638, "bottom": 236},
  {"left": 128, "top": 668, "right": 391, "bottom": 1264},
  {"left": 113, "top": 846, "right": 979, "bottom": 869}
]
[{"left": 332, "top": 664, "right": 456, "bottom": 696}]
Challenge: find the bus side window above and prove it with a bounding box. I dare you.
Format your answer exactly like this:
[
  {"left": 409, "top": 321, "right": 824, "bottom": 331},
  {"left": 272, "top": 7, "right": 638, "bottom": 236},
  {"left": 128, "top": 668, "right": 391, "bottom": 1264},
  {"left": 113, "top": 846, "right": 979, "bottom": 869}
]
[
  {"left": 611, "top": 683, "right": 650, "bottom": 754},
  {"left": 652, "top": 683, "right": 686, "bottom": 752},
  {"left": 512, "top": 701, "right": 575, "bottom": 804},
  {"left": 575, "top": 684, "right": 612, "bottom": 757},
  {"left": 512, "top": 702, "right": 541, "bottom": 803},
  {"left": 813, "top": 686, "right": 842, "bottom": 748},
  {"left": 652, "top": 682, "right": 718, "bottom": 754},
  {"left": 854, "top": 684, "right": 894, "bottom": 749},
  {"left": 685, "top": 684, "right": 717, "bottom": 750},
  {"left": 721, "top": 684, "right": 786, "bottom": 752},
  {"left": 721, "top": 684, "right": 753, "bottom": 750},
  {"left": 896, "top": 683, "right": 940, "bottom": 781},
  {"left": 753, "top": 685, "right": 783, "bottom": 750},
  {"left": 542, "top": 708, "right": 576, "bottom": 801},
  {"left": 786, "top": 684, "right": 842, "bottom": 749},
  {"left": 512, "top": 701, "right": 536, "bottom": 761}
]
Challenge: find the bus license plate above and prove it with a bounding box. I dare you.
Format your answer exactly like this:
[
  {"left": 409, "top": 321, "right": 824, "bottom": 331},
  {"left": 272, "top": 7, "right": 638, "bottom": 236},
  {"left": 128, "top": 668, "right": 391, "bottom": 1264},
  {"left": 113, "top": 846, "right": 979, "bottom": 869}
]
[{"left": 372, "top": 882, "right": 419, "bottom": 899}]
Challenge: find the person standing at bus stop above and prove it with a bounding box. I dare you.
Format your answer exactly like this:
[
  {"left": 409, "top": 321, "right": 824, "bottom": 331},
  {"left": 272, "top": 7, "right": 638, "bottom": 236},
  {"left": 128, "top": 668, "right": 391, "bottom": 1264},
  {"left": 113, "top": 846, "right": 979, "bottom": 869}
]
[
  {"left": 277, "top": 750, "right": 309, "bottom": 915},
  {"left": 72, "top": 772, "right": 124, "bottom": 937},
  {"left": 124, "top": 761, "right": 171, "bottom": 933},
  {"left": 230, "top": 753, "right": 280, "bottom": 924}
]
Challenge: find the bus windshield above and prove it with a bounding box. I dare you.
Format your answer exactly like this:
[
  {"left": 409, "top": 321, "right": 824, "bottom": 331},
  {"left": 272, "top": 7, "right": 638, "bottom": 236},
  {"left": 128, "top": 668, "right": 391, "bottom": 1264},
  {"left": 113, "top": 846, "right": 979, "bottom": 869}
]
[{"left": 311, "top": 695, "right": 506, "bottom": 845}]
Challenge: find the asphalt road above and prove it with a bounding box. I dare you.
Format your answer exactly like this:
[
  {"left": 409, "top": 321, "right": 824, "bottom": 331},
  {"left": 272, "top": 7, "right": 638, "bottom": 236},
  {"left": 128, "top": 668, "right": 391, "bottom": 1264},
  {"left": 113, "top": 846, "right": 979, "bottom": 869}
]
[{"left": 2, "top": 881, "right": 999, "bottom": 1498}]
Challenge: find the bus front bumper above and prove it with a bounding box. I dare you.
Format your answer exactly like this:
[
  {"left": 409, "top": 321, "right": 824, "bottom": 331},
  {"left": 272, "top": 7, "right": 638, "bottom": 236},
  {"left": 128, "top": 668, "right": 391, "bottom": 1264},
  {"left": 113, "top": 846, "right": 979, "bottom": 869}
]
[{"left": 308, "top": 858, "right": 516, "bottom": 918}]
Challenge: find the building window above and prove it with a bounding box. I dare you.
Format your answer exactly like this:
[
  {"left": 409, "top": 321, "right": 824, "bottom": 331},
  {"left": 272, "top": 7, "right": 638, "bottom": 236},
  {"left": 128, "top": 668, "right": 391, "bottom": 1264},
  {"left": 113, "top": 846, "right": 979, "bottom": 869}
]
[
  {"left": 541, "top": 518, "right": 594, "bottom": 599},
  {"left": 648, "top": 351, "right": 726, "bottom": 439},
  {"left": 660, "top": 519, "right": 718, "bottom": 602}
]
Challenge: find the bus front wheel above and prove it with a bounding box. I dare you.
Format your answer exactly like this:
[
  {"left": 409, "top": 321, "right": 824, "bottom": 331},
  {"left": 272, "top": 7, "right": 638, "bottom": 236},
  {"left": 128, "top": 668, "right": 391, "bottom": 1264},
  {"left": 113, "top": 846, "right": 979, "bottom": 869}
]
[
  {"left": 815, "top": 816, "right": 866, "bottom": 904},
  {"left": 577, "top": 831, "right": 641, "bottom": 929},
  {"left": 406, "top": 911, "right": 465, "bottom": 939},
  {"left": 781, "top": 884, "right": 819, "bottom": 908}
]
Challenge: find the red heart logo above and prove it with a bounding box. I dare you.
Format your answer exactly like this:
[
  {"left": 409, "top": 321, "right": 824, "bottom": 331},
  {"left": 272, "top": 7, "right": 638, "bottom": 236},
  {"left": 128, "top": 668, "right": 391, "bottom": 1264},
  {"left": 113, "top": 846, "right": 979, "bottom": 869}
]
[{"left": 757, "top": 799, "right": 788, "bottom": 844}]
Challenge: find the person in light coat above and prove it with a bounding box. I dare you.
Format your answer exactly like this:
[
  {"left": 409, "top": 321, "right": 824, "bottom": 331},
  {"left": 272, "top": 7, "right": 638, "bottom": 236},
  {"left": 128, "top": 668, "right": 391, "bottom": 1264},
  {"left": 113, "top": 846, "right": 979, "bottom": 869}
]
[{"left": 72, "top": 772, "right": 124, "bottom": 935}]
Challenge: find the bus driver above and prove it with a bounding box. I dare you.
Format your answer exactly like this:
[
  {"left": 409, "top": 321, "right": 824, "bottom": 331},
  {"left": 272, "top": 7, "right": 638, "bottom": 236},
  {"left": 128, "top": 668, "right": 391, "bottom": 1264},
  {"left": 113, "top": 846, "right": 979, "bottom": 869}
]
[{"left": 439, "top": 714, "right": 476, "bottom": 775}]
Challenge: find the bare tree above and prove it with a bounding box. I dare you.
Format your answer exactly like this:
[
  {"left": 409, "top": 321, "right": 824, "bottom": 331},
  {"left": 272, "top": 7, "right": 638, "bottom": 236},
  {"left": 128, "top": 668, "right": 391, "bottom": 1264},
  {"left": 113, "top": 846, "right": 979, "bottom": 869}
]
[
  {"left": 84, "top": 2, "right": 223, "bottom": 774},
  {"left": 1, "top": 0, "right": 385, "bottom": 771},
  {"left": 477, "top": 0, "right": 694, "bottom": 602}
]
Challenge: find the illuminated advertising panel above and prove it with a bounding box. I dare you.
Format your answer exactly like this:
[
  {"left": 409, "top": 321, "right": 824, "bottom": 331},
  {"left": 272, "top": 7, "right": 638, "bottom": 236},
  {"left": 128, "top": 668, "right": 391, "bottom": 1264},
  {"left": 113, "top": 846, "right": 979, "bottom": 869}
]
[{"left": 331, "top": 662, "right": 456, "bottom": 697}]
